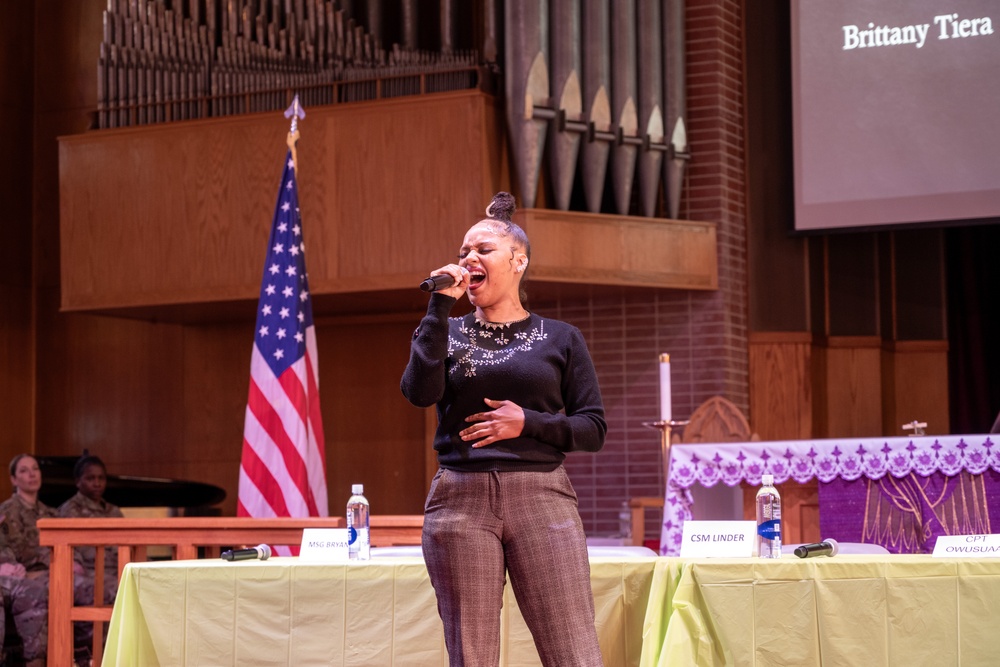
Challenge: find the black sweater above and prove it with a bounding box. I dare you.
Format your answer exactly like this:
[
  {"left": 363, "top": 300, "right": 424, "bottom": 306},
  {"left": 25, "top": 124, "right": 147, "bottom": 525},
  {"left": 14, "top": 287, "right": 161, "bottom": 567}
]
[{"left": 401, "top": 294, "right": 607, "bottom": 472}]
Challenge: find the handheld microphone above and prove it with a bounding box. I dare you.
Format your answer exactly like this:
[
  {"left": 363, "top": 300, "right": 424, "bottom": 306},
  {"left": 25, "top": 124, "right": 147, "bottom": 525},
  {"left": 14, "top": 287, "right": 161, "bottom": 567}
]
[
  {"left": 419, "top": 275, "right": 455, "bottom": 292},
  {"left": 221, "top": 544, "right": 272, "bottom": 562},
  {"left": 793, "top": 538, "right": 839, "bottom": 559},
  {"left": 418, "top": 269, "right": 467, "bottom": 292}
]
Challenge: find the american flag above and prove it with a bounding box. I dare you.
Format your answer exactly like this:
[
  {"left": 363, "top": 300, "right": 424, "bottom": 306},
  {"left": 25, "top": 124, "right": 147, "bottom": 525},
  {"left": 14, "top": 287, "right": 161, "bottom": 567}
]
[{"left": 238, "top": 149, "right": 328, "bottom": 522}]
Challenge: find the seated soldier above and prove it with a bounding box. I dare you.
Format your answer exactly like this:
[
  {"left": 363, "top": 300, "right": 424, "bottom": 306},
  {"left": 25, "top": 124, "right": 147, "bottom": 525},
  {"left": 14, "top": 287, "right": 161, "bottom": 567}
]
[
  {"left": 1, "top": 453, "right": 93, "bottom": 667},
  {"left": 0, "top": 455, "right": 58, "bottom": 578},
  {"left": 58, "top": 455, "right": 124, "bottom": 664},
  {"left": 1, "top": 510, "right": 48, "bottom": 667}
]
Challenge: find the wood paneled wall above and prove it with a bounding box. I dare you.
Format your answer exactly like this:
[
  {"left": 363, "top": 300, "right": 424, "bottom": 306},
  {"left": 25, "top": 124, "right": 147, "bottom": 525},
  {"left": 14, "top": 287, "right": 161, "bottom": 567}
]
[
  {"left": 813, "top": 337, "right": 884, "bottom": 438},
  {"left": 2, "top": 0, "right": 108, "bottom": 493},
  {"left": 31, "top": 303, "right": 426, "bottom": 516},
  {"left": 322, "top": 315, "right": 428, "bottom": 514},
  {"left": 521, "top": 209, "right": 717, "bottom": 290},
  {"left": 748, "top": 332, "right": 812, "bottom": 441},
  {"left": 59, "top": 91, "right": 505, "bottom": 311},
  {"left": 0, "top": 1, "right": 36, "bottom": 465},
  {"left": 881, "top": 341, "right": 950, "bottom": 436},
  {"left": 758, "top": 336, "right": 951, "bottom": 442}
]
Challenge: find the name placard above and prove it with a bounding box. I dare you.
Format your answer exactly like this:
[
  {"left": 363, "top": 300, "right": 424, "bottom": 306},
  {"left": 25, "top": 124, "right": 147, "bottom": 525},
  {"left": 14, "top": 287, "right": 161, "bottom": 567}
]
[
  {"left": 680, "top": 521, "right": 756, "bottom": 558},
  {"left": 299, "top": 528, "right": 351, "bottom": 562},
  {"left": 932, "top": 534, "right": 1000, "bottom": 558}
]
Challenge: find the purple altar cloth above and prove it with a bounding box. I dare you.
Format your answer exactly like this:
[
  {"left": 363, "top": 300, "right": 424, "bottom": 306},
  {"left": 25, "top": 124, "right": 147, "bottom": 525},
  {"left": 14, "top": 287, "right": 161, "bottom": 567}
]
[{"left": 661, "top": 435, "right": 1000, "bottom": 556}]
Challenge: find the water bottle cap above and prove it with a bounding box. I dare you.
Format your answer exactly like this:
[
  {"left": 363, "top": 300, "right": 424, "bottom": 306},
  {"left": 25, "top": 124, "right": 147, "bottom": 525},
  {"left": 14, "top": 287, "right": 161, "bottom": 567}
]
[
  {"left": 762, "top": 474, "right": 774, "bottom": 486},
  {"left": 352, "top": 484, "right": 364, "bottom": 494}
]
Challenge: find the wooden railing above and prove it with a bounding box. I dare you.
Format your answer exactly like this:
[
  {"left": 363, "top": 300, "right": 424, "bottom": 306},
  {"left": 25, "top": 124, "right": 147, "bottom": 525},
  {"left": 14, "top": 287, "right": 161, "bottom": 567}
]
[{"left": 38, "top": 515, "right": 424, "bottom": 667}]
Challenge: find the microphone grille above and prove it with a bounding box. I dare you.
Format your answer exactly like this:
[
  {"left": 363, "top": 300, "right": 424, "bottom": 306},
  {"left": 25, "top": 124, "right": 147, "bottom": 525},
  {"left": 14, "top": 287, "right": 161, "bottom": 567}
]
[{"left": 258, "top": 544, "right": 272, "bottom": 560}]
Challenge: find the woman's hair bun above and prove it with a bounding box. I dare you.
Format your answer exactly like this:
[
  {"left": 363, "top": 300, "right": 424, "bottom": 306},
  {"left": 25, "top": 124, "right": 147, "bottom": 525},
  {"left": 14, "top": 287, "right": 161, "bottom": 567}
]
[{"left": 486, "top": 192, "right": 516, "bottom": 223}]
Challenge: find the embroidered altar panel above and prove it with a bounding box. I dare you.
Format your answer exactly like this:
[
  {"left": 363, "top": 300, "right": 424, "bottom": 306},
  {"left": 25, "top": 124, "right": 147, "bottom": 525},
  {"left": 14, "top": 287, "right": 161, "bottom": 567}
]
[{"left": 818, "top": 470, "right": 1000, "bottom": 553}]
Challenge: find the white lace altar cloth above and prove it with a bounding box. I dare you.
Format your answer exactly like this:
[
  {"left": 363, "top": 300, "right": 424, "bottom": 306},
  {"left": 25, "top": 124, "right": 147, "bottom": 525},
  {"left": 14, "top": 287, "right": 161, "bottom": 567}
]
[{"left": 659, "top": 434, "right": 999, "bottom": 556}]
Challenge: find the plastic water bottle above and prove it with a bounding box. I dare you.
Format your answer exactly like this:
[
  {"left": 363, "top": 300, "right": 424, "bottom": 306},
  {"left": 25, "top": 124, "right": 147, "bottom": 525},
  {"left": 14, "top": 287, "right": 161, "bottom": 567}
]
[
  {"left": 756, "top": 474, "right": 782, "bottom": 558},
  {"left": 347, "top": 484, "right": 370, "bottom": 560},
  {"left": 618, "top": 502, "right": 632, "bottom": 542}
]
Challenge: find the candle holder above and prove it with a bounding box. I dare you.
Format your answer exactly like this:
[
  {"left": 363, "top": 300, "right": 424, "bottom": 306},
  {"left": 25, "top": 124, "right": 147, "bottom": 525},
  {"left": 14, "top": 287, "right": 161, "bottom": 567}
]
[{"left": 642, "top": 419, "right": 691, "bottom": 495}]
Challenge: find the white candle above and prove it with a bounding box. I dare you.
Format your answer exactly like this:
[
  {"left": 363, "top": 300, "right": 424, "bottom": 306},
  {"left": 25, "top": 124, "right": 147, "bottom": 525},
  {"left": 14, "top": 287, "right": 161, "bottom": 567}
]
[{"left": 659, "top": 353, "right": 672, "bottom": 423}]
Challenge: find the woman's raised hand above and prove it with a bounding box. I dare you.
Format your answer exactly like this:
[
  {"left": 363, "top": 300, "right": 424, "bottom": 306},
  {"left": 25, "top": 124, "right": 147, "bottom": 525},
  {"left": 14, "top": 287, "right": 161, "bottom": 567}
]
[{"left": 429, "top": 263, "right": 469, "bottom": 299}]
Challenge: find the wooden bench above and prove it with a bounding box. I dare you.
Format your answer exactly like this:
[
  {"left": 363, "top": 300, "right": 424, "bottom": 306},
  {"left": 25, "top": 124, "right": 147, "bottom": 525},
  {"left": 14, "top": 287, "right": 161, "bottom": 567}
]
[
  {"left": 38, "top": 515, "right": 425, "bottom": 667},
  {"left": 629, "top": 496, "right": 665, "bottom": 548}
]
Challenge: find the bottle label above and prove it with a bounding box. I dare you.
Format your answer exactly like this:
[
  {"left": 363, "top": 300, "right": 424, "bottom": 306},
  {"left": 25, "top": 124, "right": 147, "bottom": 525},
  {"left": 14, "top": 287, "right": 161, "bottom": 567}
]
[
  {"left": 757, "top": 519, "right": 781, "bottom": 540},
  {"left": 348, "top": 526, "right": 358, "bottom": 545}
]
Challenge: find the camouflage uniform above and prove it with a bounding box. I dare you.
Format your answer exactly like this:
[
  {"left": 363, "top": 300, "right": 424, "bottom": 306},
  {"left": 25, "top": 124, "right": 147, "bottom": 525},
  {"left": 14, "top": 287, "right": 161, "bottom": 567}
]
[
  {"left": 58, "top": 492, "right": 123, "bottom": 604},
  {"left": 0, "top": 514, "right": 48, "bottom": 663},
  {"left": 0, "top": 494, "right": 99, "bottom": 663},
  {"left": 0, "top": 495, "right": 57, "bottom": 574}
]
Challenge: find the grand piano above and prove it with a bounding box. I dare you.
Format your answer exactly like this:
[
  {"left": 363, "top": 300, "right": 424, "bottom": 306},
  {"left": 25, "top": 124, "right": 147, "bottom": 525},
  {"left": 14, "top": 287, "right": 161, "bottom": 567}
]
[{"left": 36, "top": 455, "right": 226, "bottom": 512}]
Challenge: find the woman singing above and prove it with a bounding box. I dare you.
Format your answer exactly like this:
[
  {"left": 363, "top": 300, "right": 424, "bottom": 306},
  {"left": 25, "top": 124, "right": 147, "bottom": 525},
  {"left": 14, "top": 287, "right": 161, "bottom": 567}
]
[{"left": 401, "top": 192, "right": 607, "bottom": 666}]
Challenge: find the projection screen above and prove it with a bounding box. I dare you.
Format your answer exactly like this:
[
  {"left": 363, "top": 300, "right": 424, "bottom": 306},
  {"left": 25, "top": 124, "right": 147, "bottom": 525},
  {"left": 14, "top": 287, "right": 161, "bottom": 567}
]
[{"left": 791, "top": 0, "right": 1000, "bottom": 231}]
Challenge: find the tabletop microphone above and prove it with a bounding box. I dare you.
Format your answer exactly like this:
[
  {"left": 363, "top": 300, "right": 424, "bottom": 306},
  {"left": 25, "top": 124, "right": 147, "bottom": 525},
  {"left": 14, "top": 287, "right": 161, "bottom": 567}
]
[
  {"left": 793, "top": 538, "right": 839, "bottom": 559},
  {"left": 221, "top": 544, "right": 272, "bottom": 562}
]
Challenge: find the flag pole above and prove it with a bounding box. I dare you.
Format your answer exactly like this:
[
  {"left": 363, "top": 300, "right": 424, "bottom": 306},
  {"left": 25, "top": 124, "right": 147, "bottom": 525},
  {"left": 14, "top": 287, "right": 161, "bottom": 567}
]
[
  {"left": 284, "top": 94, "right": 306, "bottom": 173},
  {"left": 238, "top": 91, "right": 328, "bottom": 528}
]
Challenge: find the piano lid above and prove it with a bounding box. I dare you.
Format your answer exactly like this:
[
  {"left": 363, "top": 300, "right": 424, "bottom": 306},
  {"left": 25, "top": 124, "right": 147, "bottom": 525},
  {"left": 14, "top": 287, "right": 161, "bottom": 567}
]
[{"left": 36, "top": 456, "right": 226, "bottom": 509}]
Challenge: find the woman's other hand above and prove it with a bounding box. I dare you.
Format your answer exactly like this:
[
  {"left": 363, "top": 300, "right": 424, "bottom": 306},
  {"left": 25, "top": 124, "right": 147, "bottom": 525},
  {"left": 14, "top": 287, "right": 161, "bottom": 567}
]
[{"left": 461, "top": 398, "right": 525, "bottom": 447}]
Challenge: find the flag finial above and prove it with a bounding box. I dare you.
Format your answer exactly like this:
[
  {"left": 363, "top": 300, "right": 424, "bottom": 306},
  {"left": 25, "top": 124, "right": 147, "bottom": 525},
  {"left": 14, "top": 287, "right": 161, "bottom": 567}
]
[
  {"left": 284, "top": 95, "right": 306, "bottom": 134},
  {"left": 285, "top": 95, "right": 306, "bottom": 172}
]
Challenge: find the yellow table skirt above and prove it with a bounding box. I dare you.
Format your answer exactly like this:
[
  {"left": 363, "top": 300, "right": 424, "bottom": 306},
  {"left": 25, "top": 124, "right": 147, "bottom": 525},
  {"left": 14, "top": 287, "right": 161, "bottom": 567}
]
[
  {"left": 104, "top": 554, "right": 1000, "bottom": 666},
  {"left": 639, "top": 555, "right": 1000, "bottom": 667},
  {"left": 103, "top": 556, "right": 657, "bottom": 666}
]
